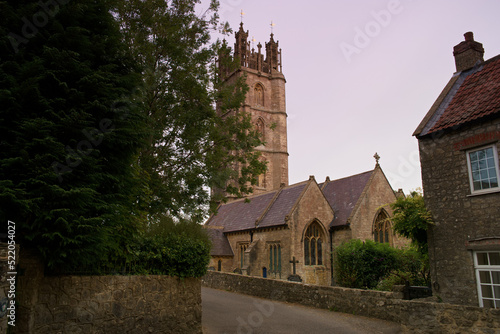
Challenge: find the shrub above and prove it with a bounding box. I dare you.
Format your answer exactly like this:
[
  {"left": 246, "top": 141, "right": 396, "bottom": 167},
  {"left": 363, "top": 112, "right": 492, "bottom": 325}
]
[
  {"left": 334, "top": 239, "right": 398, "bottom": 289},
  {"left": 130, "top": 219, "right": 211, "bottom": 278},
  {"left": 376, "top": 247, "right": 430, "bottom": 291}
]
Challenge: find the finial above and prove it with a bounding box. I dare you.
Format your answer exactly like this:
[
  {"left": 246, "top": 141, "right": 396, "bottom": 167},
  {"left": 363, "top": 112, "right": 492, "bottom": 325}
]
[
  {"left": 374, "top": 152, "right": 380, "bottom": 166},
  {"left": 270, "top": 21, "right": 275, "bottom": 34},
  {"left": 240, "top": 9, "right": 245, "bottom": 23},
  {"left": 251, "top": 36, "right": 256, "bottom": 49}
]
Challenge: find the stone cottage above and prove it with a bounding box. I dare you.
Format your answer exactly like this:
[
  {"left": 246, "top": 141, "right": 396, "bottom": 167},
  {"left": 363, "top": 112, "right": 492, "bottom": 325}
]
[
  {"left": 414, "top": 32, "right": 500, "bottom": 308},
  {"left": 205, "top": 24, "right": 408, "bottom": 286}
]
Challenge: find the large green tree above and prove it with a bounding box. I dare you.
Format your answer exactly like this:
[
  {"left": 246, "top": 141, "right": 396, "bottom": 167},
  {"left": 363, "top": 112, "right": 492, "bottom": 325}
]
[
  {"left": 0, "top": 0, "right": 146, "bottom": 269},
  {"left": 114, "top": 0, "right": 266, "bottom": 222}
]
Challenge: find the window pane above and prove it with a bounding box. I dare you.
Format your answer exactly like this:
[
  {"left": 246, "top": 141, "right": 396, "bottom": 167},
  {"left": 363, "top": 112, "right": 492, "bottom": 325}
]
[
  {"left": 278, "top": 245, "right": 281, "bottom": 272},
  {"left": 270, "top": 246, "right": 273, "bottom": 270},
  {"left": 477, "top": 253, "right": 489, "bottom": 265},
  {"left": 317, "top": 239, "right": 322, "bottom": 265},
  {"left": 494, "top": 286, "right": 500, "bottom": 299},
  {"left": 483, "top": 299, "right": 495, "bottom": 308},
  {"left": 274, "top": 246, "right": 277, "bottom": 272},
  {"left": 479, "top": 271, "right": 492, "bottom": 283},
  {"left": 311, "top": 239, "right": 316, "bottom": 265},
  {"left": 491, "top": 178, "right": 498, "bottom": 188},
  {"left": 304, "top": 239, "right": 310, "bottom": 265},
  {"left": 491, "top": 271, "right": 500, "bottom": 284},
  {"left": 490, "top": 253, "right": 500, "bottom": 266},
  {"left": 470, "top": 151, "right": 478, "bottom": 161},
  {"left": 481, "top": 285, "right": 493, "bottom": 298},
  {"left": 485, "top": 147, "right": 494, "bottom": 158}
]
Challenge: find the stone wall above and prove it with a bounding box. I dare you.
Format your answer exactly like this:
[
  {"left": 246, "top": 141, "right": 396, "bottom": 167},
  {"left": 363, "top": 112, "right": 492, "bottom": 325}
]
[
  {"left": 14, "top": 250, "right": 201, "bottom": 334},
  {"left": 202, "top": 271, "right": 500, "bottom": 334},
  {"left": 418, "top": 119, "right": 500, "bottom": 306}
]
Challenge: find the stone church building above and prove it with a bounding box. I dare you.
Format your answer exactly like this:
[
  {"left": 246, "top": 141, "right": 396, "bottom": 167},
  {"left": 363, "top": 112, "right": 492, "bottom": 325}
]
[{"left": 205, "top": 23, "right": 408, "bottom": 286}]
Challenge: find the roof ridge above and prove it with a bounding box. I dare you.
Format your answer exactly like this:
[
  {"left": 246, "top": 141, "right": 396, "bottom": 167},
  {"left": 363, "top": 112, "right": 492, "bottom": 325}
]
[{"left": 330, "top": 170, "right": 373, "bottom": 183}]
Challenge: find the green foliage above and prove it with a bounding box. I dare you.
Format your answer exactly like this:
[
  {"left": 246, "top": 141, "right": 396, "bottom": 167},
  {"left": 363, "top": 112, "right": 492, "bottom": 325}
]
[
  {"left": 334, "top": 240, "right": 430, "bottom": 290},
  {"left": 129, "top": 218, "right": 211, "bottom": 278},
  {"left": 1, "top": 0, "right": 261, "bottom": 276},
  {"left": 375, "top": 247, "right": 430, "bottom": 291},
  {"left": 390, "top": 190, "right": 433, "bottom": 254},
  {"left": 113, "top": 0, "right": 266, "bottom": 222},
  {"left": 334, "top": 239, "right": 398, "bottom": 289},
  {"left": 0, "top": 0, "right": 146, "bottom": 269}
]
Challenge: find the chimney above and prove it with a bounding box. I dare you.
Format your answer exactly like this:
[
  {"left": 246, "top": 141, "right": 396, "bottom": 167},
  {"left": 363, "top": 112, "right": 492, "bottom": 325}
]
[{"left": 453, "top": 32, "right": 484, "bottom": 72}]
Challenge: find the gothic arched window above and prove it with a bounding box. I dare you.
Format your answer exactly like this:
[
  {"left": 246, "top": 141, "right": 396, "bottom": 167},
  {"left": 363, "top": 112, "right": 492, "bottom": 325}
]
[
  {"left": 254, "top": 84, "right": 264, "bottom": 106},
  {"left": 374, "top": 210, "right": 391, "bottom": 244},
  {"left": 304, "top": 222, "right": 324, "bottom": 266}
]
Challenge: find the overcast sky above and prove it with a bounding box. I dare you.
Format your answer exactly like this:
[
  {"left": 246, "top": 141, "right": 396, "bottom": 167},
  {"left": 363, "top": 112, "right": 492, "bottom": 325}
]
[{"left": 205, "top": 0, "right": 500, "bottom": 193}]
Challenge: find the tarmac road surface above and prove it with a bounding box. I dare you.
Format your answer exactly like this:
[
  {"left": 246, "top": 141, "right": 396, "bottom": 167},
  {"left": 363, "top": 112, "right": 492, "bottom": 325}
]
[{"left": 202, "top": 287, "right": 402, "bottom": 334}]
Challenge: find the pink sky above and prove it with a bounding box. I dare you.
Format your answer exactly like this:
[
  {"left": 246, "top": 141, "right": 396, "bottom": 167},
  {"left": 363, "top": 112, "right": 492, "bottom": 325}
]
[{"left": 206, "top": 0, "right": 500, "bottom": 193}]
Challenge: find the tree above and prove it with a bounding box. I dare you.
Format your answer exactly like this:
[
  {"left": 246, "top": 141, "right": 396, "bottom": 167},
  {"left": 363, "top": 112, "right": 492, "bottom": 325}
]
[
  {"left": 113, "top": 0, "right": 266, "bottom": 222},
  {"left": 390, "top": 190, "right": 433, "bottom": 254},
  {"left": 0, "top": 0, "right": 146, "bottom": 269}
]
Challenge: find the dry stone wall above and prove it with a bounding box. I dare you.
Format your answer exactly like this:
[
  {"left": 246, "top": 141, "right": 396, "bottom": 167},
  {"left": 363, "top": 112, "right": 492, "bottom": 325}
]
[{"left": 202, "top": 271, "right": 500, "bottom": 334}]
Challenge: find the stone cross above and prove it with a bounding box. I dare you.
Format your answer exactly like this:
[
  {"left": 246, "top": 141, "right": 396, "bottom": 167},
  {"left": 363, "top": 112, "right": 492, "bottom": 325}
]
[{"left": 290, "top": 257, "right": 299, "bottom": 275}]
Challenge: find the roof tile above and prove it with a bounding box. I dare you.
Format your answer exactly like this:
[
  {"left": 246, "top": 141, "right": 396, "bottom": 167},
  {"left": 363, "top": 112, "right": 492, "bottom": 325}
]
[
  {"left": 322, "top": 171, "right": 373, "bottom": 227},
  {"left": 426, "top": 56, "right": 500, "bottom": 135}
]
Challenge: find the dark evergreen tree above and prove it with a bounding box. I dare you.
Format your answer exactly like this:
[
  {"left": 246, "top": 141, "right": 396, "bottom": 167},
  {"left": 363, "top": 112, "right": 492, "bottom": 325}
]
[{"left": 0, "top": 0, "right": 147, "bottom": 269}]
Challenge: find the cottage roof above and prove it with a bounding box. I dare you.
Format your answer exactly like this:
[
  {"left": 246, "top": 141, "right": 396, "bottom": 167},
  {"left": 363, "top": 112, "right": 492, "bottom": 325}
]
[
  {"left": 414, "top": 54, "right": 500, "bottom": 137},
  {"left": 320, "top": 170, "right": 373, "bottom": 228},
  {"left": 205, "top": 181, "right": 309, "bottom": 233},
  {"left": 204, "top": 227, "right": 233, "bottom": 256}
]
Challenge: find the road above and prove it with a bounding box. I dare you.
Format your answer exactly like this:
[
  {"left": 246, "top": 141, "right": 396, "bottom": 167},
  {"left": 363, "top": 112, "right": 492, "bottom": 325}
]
[{"left": 202, "top": 287, "right": 402, "bottom": 334}]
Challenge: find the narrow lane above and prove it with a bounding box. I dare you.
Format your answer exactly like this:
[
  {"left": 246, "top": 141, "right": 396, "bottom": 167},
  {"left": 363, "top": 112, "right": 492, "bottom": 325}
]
[{"left": 202, "top": 287, "right": 402, "bottom": 334}]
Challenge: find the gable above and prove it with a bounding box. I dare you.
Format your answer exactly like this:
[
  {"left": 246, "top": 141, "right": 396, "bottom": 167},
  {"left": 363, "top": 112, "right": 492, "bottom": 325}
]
[
  {"left": 321, "top": 170, "right": 373, "bottom": 228},
  {"left": 415, "top": 55, "right": 500, "bottom": 138}
]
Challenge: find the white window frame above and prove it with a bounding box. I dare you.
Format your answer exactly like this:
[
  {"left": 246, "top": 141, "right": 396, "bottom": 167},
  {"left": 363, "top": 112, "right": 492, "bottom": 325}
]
[
  {"left": 473, "top": 251, "right": 500, "bottom": 308},
  {"left": 466, "top": 144, "right": 500, "bottom": 195}
]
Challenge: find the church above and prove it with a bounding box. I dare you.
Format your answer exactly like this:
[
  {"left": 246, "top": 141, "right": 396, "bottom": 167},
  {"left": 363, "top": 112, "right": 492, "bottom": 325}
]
[{"left": 205, "top": 23, "right": 408, "bottom": 286}]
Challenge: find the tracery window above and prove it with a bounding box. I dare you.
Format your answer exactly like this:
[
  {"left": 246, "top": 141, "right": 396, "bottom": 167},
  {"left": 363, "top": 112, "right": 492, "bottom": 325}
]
[
  {"left": 254, "top": 84, "right": 264, "bottom": 106},
  {"left": 374, "top": 210, "right": 391, "bottom": 244},
  {"left": 304, "top": 222, "right": 323, "bottom": 266}
]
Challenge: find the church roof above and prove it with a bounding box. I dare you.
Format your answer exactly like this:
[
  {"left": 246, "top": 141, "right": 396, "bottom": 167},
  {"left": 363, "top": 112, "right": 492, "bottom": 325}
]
[
  {"left": 204, "top": 227, "right": 233, "bottom": 256},
  {"left": 205, "top": 181, "right": 309, "bottom": 233},
  {"left": 414, "top": 54, "right": 500, "bottom": 137},
  {"left": 321, "top": 170, "right": 373, "bottom": 228}
]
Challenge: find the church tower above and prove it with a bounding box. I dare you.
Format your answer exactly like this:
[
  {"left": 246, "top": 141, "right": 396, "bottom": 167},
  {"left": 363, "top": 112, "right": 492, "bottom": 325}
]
[{"left": 226, "top": 23, "right": 289, "bottom": 195}]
